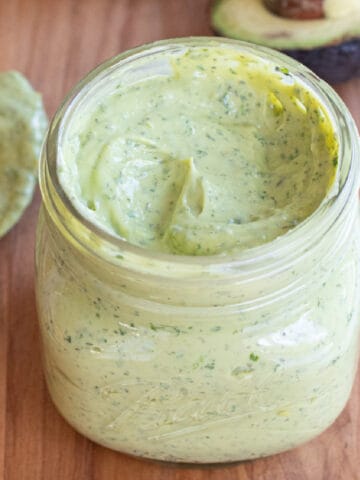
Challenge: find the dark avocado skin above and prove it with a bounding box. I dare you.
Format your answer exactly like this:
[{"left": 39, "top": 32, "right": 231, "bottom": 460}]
[{"left": 285, "top": 39, "right": 360, "bottom": 84}]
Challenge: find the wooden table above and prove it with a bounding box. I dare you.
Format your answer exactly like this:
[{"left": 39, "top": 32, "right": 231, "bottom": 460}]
[{"left": 1, "top": 1, "right": 360, "bottom": 478}]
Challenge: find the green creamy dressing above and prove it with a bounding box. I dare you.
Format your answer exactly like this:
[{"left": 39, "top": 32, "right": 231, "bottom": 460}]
[
  {"left": 59, "top": 47, "right": 338, "bottom": 255},
  {"left": 38, "top": 44, "right": 360, "bottom": 463}
]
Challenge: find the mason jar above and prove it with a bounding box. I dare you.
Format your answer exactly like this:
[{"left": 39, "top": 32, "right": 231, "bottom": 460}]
[{"left": 36, "top": 38, "right": 360, "bottom": 464}]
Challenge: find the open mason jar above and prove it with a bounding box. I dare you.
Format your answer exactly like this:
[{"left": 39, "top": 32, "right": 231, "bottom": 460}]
[{"left": 36, "top": 38, "right": 360, "bottom": 464}]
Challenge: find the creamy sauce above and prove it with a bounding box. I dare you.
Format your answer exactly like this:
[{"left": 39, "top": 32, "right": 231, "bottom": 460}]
[
  {"left": 59, "top": 47, "right": 338, "bottom": 255},
  {"left": 36, "top": 42, "right": 360, "bottom": 463}
]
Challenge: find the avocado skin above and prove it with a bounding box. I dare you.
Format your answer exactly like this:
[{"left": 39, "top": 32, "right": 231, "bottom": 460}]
[
  {"left": 211, "top": 0, "right": 360, "bottom": 84},
  {"left": 212, "top": 27, "right": 360, "bottom": 84},
  {"left": 284, "top": 39, "right": 360, "bottom": 84}
]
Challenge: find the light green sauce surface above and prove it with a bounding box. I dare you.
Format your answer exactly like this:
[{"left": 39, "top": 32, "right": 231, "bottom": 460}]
[{"left": 60, "top": 47, "right": 338, "bottom": 255}]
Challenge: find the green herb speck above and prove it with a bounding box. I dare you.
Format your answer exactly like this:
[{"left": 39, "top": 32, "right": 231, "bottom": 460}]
[
  {"left": 250, "top": 352, "right": 259, "bottom": 362},
  {"left": 204, "top": 360, "right": 215, "bottom": 370},
  {"left": 276, "top": 66, "right": 290, "bottom": 75}
]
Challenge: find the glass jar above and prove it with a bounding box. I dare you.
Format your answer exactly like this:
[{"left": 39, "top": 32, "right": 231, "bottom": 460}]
[{"left": 36, "top": 38, "right": 360, "bottom": 464}]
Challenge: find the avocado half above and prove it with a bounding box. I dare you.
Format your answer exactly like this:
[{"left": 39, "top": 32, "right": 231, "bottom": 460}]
[{"left": 211, "top": 0, "right": 360, "bottom": 83}]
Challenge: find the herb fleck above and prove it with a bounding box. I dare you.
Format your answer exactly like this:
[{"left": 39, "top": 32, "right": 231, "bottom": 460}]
[{"left": 250, "top": 352, "right": 259, "bottom": 362}]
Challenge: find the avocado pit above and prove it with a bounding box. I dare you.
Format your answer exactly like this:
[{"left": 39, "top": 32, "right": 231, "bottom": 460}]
[{"left": 264, "top": 0, "right": 324, "bottom": 20}]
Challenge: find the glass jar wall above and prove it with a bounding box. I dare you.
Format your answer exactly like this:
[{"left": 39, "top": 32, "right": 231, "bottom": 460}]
[{"left": 36, "top": 38, "right": 360, "bottom": 464}]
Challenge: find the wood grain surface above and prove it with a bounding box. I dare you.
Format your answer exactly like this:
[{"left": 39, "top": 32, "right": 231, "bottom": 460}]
[{"left": 1, "top": 1, "right": 360, "bottom": 479}]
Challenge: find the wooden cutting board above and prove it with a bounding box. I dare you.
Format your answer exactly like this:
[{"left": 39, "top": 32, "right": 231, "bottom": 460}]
[{"left": 1, "top": 1, "right": 360, "bottom": 478}]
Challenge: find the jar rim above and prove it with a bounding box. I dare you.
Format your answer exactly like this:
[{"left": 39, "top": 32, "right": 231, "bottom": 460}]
[{"left": 40, "top": 36, "right": 360, "bottom": 275}]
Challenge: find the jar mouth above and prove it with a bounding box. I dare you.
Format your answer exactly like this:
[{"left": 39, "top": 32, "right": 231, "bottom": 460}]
[{"left": 41, "top": 36, "right": 360, "bottom": 274}]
